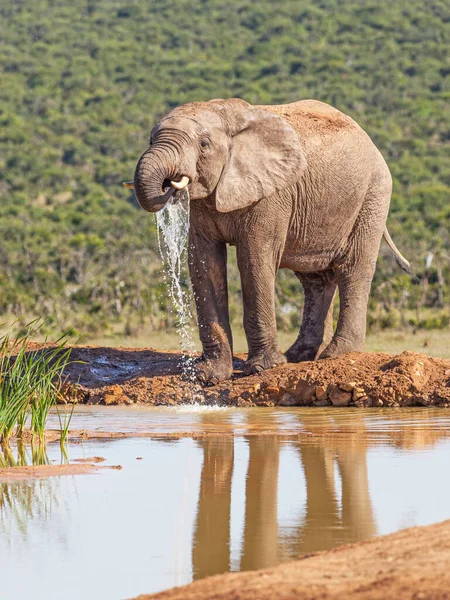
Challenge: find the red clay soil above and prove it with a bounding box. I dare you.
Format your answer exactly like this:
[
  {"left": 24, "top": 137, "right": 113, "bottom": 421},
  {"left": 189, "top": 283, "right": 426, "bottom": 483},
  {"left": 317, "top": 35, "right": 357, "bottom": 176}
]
[
  {"left": 51, "top": 345, "right": 450, "bottom": 407},
  {"left": 136, "top": 519, "right": 450, "bottom": 600}
]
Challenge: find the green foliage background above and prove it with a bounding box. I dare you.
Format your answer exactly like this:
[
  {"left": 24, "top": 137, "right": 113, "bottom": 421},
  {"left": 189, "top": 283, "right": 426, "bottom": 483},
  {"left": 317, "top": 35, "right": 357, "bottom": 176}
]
[{"left": 0, "top": 0, "right": 449, "bottom": 338}]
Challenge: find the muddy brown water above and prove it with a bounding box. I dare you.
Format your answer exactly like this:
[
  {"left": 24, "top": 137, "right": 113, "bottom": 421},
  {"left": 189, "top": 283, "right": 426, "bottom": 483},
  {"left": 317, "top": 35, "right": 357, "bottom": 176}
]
[{"left": 1, "top": 406, "right": 450, "bottom": 600}]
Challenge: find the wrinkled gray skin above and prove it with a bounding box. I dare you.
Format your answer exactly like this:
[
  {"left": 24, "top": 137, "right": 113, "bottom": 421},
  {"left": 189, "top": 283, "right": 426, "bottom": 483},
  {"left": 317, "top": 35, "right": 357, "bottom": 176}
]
[{"left": 132, "top": 98, "right": 411, "bottom": 384}]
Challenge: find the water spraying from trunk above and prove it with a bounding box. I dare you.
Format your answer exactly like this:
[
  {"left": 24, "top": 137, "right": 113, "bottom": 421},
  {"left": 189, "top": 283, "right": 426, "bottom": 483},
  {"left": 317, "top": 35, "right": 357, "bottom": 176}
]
[{"left": 155, "top": 190, "right": 197, "bottom": 385}]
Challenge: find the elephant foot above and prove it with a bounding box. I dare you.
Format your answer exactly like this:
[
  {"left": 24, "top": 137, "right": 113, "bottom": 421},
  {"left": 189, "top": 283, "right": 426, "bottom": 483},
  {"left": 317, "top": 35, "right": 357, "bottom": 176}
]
[
  {"left": 285, "top": 342, "right": 319, "bottom": 363},
  {"left": 319, "top": 335, "right": 364, "bottom": 359},
  {"left": 195, "top": 355, "right": 233, "bottom": 386},
  {"left": 244, "top": 347, "right": 287, "bottom": 376}
]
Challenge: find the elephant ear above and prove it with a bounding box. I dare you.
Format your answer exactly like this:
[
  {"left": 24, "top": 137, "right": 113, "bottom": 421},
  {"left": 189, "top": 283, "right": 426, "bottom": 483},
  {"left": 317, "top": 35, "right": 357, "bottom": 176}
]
[{"left": 214, "top": 105, "right": 306, "bottom": 213}]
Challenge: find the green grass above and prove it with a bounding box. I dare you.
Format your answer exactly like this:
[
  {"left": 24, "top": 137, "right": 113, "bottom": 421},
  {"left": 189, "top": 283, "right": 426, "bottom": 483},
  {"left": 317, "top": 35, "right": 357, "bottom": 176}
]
[
  {"left": 365, "top": 329, "right": 450, "bottom": 359},
  {"left": 0, "top": 0, "right": 449, "bottom": 337},
  {"left": 0, "top": 321, "right": 74, "bottom": 445}
]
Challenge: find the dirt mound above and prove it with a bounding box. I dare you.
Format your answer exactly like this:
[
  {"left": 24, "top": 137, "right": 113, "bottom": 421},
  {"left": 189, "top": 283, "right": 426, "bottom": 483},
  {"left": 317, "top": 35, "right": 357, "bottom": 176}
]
[
  {"left": 55, "top": 346, "right": 450, "bottom": 407},
  {"left": 135, "top": 519, "right": 450, "bottom": 600}
]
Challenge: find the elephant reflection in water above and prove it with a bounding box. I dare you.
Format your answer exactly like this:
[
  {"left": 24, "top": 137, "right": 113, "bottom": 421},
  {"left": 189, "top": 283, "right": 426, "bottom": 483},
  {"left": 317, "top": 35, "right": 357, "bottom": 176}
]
[
  {"left": 192, "top": 413, "right": 375, "bottom": 579},
  {"left": 240, "top": 435, "right": 280, "bottom": 571},
  {"left": 291, "top": 413, "right": 376, "bottom": 555},
  {"left": 192, "top": 436, "right": 234, "bottom": 579},
  {"left": 192, "top": 433, "right": 280, "bottom": 579}
]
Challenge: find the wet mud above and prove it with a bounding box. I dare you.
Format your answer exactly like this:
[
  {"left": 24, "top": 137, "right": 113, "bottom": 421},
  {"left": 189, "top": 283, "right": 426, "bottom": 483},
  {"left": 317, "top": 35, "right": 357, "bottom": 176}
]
[
  {"left": 0, "top": 463, "right": 100, "bottom": 481},
  {"left": 50, "top": 345, "right": 450, "bottom": 407}
]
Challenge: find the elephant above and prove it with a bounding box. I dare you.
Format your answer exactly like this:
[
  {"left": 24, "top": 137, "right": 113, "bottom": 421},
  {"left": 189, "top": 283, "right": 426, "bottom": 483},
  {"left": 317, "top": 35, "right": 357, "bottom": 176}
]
[{"left": 125, "top": 98, "right": 412, "bottom": 384}]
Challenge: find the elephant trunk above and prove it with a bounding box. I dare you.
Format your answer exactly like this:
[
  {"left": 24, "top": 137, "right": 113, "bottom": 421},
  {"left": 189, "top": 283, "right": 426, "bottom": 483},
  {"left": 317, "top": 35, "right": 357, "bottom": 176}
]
[{"left": 133, "top": 150, "right": 176, "bottom": 213}]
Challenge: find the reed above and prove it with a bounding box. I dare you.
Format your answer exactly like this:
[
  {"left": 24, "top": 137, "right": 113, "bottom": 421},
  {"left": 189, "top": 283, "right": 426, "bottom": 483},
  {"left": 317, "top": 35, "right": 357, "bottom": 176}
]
[
  {"left": 0, "top": 321, "right": 74, "bottom": 444},
  {"left": 57, "top": 403, "right": 75, "bottom": 447}
]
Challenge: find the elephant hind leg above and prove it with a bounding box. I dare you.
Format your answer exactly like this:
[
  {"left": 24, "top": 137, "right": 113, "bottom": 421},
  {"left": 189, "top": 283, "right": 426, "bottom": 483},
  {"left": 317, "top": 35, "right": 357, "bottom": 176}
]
[
  {"left": 319, "top": 267, "right": 374, "bottom": 359},
  {"left": 285, "top": 271, "right": 336, "bottom": 362},
  {"left": 320, "top": 184, "right": 390, "bottom": 359}
]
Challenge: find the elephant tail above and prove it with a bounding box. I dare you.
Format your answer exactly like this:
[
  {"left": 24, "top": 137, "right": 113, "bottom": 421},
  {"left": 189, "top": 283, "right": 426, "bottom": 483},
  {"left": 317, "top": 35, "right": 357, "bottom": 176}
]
[{"left": 383, "top": 228, "right": 416, "bottom": 278}]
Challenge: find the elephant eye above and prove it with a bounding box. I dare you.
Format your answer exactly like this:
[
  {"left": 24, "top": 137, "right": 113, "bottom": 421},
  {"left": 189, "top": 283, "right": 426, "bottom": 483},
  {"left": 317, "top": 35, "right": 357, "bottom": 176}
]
[{"left": 200, "top": 138, "right": 210, "bottom": 149}]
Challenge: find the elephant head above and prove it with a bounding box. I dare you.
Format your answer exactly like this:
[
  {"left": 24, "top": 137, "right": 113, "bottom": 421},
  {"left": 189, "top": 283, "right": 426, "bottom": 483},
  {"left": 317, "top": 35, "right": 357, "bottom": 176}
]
[{"left": 127, "top": 98, "right": 306, "bottom": 213}]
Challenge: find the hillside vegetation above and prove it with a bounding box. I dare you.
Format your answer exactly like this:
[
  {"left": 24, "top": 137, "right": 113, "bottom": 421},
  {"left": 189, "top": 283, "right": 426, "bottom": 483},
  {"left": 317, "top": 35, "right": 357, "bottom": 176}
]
[{"left": 0, "top": 0, "right": 449, "bottom": 339}]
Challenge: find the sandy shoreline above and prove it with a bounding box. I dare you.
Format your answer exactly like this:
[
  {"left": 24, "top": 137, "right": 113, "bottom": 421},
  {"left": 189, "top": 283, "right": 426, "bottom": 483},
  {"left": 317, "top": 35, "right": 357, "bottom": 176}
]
[
  {"left": 0, "top": 463, "right": 101, "bottom": 481},
  {"left": 136, "top": 519, "right": 450, "bottom": 600}
]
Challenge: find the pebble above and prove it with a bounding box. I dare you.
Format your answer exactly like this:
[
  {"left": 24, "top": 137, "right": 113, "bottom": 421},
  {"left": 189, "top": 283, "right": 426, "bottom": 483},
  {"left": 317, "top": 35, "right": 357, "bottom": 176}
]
[{"left": 352, "top": 387, "right": 366, "bottom": 401}]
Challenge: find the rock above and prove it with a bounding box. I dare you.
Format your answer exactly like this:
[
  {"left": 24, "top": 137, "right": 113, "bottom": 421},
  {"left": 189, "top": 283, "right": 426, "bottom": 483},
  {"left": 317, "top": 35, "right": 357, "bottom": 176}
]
[
  {"left": 244, "top": 384, "right": 261, "bottom": 396},
  {"left": 384, "top": 396, "right": 398, "bottom": 407},
  {"left": 295, "top": 380, "right": 316, "bottom": 404},
  {"left": 352, "top": 387, "right": 366, "bottom": 401},
  {"left": 328, "top": 384, "right": 352, "bottom": 407},
  {"left": 278, "top": 393, "right": 298, "bottom": 406},
  {"left": 264, "top": 386, "right": 280, "bottom": 395},
  {"left": 103, "top": 394, "right": 119, "bottom": 405},
  {"left": 313, "top": 397, "right": 329, "bottom": 407},
  {"left": 103, "top": 386, "right": 124, "bottom": 405},
  {"left": 412, "top": 369, "right": 428, "bottom": 389},
  {"left": 353, "top": 396, "right": 369, "bottom": 407},
  {"left": 415, "top": 395, "right": 432, "bottom": 406},
  {"left": 255, "top": 396, "right": 274, "bottom": 407},
  {"left": 315, "top": 386, "right": 328, "bottom": 401},
  {"left": 371, "top": 398, "right": 384, "bottom": 407},
  {"left": 338, "top": 381, "right": 356, "bottom": 392},
  {"left": 237, "top": 396, "right": 252, "bottom": 407},
  {"left": 285, "top": 377, "right": 300, "bottom": 394}
]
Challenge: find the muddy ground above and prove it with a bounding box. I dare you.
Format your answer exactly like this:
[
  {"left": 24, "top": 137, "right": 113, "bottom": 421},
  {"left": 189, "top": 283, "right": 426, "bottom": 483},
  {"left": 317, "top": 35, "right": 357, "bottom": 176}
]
[
  {"left": 0, "top": 461, "right": 124, "bottom": 481},
  {"left": 51, "top": 345, "right": 450, "bottom": 407},
  {"left": 136, "top": 519, "right": 450, "bottom": 600}
]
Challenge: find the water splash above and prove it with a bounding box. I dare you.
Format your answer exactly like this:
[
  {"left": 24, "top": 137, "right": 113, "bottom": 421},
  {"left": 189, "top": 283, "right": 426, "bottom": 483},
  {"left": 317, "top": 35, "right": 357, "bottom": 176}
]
[{"left": 155, "top": 190, "right": 197, "bottom": 381}]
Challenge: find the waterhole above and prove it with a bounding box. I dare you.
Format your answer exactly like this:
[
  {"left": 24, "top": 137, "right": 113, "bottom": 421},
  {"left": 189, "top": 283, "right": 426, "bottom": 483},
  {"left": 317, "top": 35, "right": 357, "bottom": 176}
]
[{"left": 1, "top": 407, "right": 450, "bottom": 600}]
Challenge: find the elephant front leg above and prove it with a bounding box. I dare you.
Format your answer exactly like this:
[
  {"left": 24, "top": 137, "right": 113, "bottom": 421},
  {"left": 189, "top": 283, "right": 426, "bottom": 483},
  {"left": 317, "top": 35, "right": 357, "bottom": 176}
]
[
  {"left": 237, "top": 245, "right": 286, "bottom": 375},
  {"left": 189, "top": 234, "right": 233, "bottom": 385}
]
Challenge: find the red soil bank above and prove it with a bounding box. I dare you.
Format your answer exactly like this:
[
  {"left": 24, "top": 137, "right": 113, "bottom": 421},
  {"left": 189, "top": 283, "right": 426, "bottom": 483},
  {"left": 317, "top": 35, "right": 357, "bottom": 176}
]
[{"left": 53, "top": 345, "right": 450, "bottom": 407}]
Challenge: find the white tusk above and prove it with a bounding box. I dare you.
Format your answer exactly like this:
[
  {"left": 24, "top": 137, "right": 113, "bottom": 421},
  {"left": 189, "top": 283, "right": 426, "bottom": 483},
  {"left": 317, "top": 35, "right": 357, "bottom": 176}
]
[
  {"left": 170, "top": 176, "right": 189, "bottom": 190},
  {"left": 123, "top": 181, "right": 135, "bottom": 189}
]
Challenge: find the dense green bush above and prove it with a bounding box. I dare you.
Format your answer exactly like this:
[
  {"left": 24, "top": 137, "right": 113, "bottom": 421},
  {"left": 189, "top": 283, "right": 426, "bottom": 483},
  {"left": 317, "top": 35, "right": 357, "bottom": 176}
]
[{"left": 0, "top": 0, "right": 449, "bottom": 337}]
